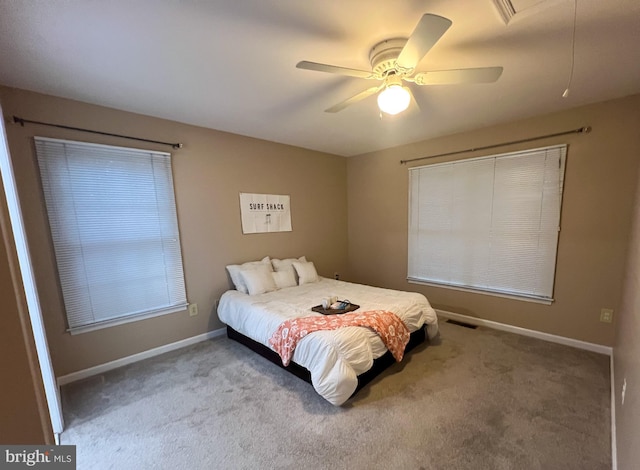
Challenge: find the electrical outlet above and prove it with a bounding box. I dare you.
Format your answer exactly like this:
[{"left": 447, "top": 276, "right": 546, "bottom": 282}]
[
  {"left": 622, "top": 378, "right": 627, "bottom": 405},
  {"left": 188, "top": 303, "right": 198, "bottom": 316},
  {"left": 334, "top": 272, "right": 340, "bottom": 280},
  {"left": 600, "top": 308, "right": 613, "bottom": 323}
]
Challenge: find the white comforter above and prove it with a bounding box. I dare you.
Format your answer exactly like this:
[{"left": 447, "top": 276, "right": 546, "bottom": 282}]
[{"left": 217, "top": 278, "right": 438, "bottom": 405}]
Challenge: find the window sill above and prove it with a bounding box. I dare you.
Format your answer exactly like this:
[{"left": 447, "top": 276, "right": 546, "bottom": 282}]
[
  {"left": 67, "top": 303, "right": 188, "bottom": 335},
  {"left": 407, "top": 278, "right": 553, "bottom": 305}
]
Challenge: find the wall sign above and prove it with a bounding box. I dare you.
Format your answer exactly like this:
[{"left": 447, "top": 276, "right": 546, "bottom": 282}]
[{"left": 239, "top": 193, "right": 292, "bottom": 234}]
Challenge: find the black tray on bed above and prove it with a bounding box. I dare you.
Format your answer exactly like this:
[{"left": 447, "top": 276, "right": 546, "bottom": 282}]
[{"left": 311, "top": 302, "right": 359, "bottom": 315}]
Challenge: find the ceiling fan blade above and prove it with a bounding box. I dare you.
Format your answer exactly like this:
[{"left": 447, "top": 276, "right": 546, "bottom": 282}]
[
  {"left": 325, "top": 85, "right": 382, "bottom": 113},
  {"left": 296, "top": 61, "right": 374, "bottom": 79},
  {"left": 413, "top": 67, "right": 504, "bottom": 85},
  {"left": 396, "top": 14, "right": 452, "bottom": 71}
]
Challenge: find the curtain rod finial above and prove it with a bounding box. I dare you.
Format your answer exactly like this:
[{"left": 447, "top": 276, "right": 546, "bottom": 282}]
[{"left": 581, "top": 126, "right": 591, "bottom": 134}]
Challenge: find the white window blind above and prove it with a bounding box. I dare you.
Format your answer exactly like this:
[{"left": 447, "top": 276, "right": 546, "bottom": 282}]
[
  {"left": 35, "top": 137, "right": 187, "bottom": 333},
  {"left": 408, "top": 144, "right": 566, "bottom": 303}
]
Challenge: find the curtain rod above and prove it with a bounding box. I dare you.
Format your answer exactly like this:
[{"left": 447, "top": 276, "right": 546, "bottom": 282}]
[
  {"left": 399, "top": 126, "right": 591, "bottom": 165},
  {"left": 12, "top": 115, "right": 183, "bottom": 150}
]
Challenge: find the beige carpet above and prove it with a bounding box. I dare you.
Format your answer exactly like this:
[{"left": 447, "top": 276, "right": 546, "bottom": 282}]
[{"left": 60, "top": 321, "right": 611, "bottom": 470}]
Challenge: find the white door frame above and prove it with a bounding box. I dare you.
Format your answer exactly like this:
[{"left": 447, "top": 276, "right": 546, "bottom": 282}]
[{"left": 0, "top": 109, "right": 64, "bottom": 439}]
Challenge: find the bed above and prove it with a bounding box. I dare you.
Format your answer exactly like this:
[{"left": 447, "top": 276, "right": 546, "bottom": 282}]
[{"left": 217, "top": 257, "right": 438, "bottom": 406}]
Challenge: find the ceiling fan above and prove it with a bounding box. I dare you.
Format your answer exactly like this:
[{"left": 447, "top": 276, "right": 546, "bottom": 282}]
[{"left": 296, "top": 14, "right": 503, "bottom": 115}]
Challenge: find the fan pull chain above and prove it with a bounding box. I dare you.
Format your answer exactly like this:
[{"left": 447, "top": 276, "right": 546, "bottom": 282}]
[{"left": 562, "top": 0, "right": 578, "bottom": 98}]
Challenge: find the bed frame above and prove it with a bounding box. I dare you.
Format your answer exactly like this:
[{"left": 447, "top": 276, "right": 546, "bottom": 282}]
[{"left": 226, "top": 324, "right": 427, "bottom": 399}]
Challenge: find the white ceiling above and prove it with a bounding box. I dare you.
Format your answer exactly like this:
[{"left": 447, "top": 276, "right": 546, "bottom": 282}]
[{"left": 1, "top": 0, "right": 639, "bottom": 156}]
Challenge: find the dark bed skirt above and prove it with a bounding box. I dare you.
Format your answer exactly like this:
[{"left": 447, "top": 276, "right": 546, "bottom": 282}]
[{"left": 226, "top": 324, "right": 427, "bottom": 400}]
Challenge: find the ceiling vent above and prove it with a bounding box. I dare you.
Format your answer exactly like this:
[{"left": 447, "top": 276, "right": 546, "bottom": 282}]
[
  {"left": 493, "top": 0, "right": 550, "bottom": 24},
  {"left": 493, "top": 0, "right": 517, "bottom": 23}
]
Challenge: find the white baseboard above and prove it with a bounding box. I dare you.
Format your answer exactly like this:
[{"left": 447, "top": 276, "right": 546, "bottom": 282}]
[
  {"left": 610, "top": 354, "right": 617, "bottom": 470},
  {"left": 57, "top": 328, "right": 226, "bottom": 386},
  {"left": 436, "top": 309, "right": 613, "bottom": 356}
]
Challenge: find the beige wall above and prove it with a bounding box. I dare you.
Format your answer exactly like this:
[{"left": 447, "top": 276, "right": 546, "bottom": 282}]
[
  {"left": 348, "top": 94, "right": 640, "bottom": 346},
  {"left": 614, "top": 160, "right": 640, "bottom": 468},
  {"left": 0, "top": 176, "right": 52, "bottom": 444},
  {"left": 0, "top": 85, "right": 348, "bottom": 376}
]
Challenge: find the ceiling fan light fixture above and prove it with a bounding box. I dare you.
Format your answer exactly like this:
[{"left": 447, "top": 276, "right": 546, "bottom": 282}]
[
  {"left": 298, "top": 14, "right": 502, "bottom": 115},
  {"left": 377, "top": 84, "right": 411, "bottom": 115}
]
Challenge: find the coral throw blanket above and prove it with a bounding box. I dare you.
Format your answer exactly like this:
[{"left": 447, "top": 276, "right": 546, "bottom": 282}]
[{"left": 269, "top": 310, "right": 410, "bottom": 367}]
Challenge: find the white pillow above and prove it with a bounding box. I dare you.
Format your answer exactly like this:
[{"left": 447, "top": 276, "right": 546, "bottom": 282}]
[
  {"left": 293, "top": 260, "right": 319, "bottom": 285},
  {"left": 226, "top": 256, "right": 272, "bottom": 294},
  {"left": 272, "top": 270, "right": 297, "bottom": 289},
  {"left": 240, "top": 268, "right": 278, "bottom": 295},
  {"left": 272, "top": 256, "right": 307, "bottom": 280}
]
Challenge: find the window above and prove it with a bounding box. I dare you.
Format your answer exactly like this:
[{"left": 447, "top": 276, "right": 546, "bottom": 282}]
[
  {"left": 408, "top": 145, "right": 566, "bottom": 303},
  {"left": 35, "top": 137, "right": 187, "bottom": 334}
]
